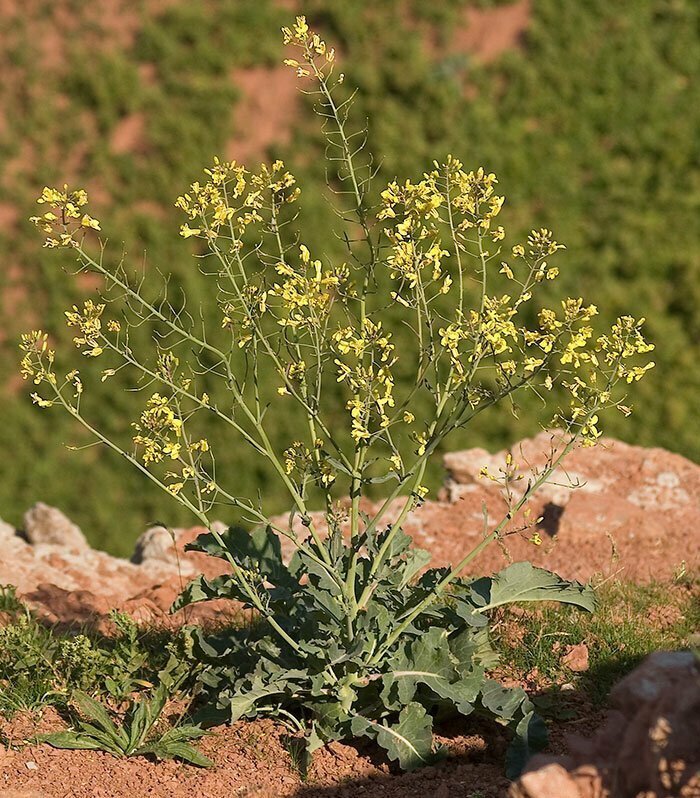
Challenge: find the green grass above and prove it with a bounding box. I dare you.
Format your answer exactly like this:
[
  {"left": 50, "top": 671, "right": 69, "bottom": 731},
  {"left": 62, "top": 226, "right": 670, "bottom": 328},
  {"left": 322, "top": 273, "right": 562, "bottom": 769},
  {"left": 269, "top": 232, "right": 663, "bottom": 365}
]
[
  {"left": 0, "top": 0, "right": 698, "bottom": 553},
  {"left": 495, "top": 579, "right": 699, "bottom": 703},
  {"left": 0, "top": 605, "right": 192, "bottom": 717}
]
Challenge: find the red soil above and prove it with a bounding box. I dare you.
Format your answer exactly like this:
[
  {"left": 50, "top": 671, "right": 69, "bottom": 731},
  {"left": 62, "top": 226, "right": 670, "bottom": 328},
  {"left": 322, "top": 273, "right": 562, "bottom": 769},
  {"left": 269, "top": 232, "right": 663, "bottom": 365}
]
[
  {"left": 452, "top": 0, "right": 531, "bottom": 64},
  {"left": 227, "top": 65, "right": 300, "bottom": 165},
  {"left": 0, "top": 712, "right": 515, "bottom": 798}
]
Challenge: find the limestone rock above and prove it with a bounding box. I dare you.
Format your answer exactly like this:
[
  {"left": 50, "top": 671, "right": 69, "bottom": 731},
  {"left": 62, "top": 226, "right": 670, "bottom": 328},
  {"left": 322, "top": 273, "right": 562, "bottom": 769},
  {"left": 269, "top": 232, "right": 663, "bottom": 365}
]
[
  {"left": 0, "top": 518, "right": 16, "bottom": 541},
  {"left": 22, "top": 503, "right": 87, "bottom": 552},
  {"left": 510, "top": 650, "right": 700, "bottom": 798},
  {"left": 510, "top": 762, "right": 585, "bottom": 798},
  {"left": 0, "top": 437, "right": 697, "bottom": 628},
  {"left": 609, "top": 649, "right": 697, "bottom": 706},
  {"left": 131, "top": 525, "right": 180, "bottom": 565},
  {"left": 562, "top": 643, "right": 590, "bottom": 673},
  {"left": 23, "top": 583, "right": 111, "bottom": 629}
]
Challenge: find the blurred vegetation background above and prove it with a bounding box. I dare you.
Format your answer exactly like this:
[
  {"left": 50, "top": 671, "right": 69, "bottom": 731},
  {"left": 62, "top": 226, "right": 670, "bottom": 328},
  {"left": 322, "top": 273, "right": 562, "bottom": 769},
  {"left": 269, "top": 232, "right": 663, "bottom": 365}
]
[{"left": 0, "top": 0, "right": 698, "bottom": 555}]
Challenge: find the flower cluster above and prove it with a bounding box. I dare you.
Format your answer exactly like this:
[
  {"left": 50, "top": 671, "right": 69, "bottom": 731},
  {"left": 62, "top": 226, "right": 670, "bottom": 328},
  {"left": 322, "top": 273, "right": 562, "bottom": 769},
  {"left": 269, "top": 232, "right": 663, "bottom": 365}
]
[
  {"left": 176, "top": 159, "right": 299, "bottom": 242},
  {"left": 130, "top": 389, "right": 216, "bottom": 496},
  {"left": 64, "top": 300, "right": 106, "bottom": 357},
  {"left": 164, "top": 436, "right": 215, "bottom": 498},
  {"left": 332, "top": 319, "right": 397, "bottom": 444},
  {"left": 444, "top": 161, "right": 506, "bottom": 239},
  {"left": 221, "top": 283, "right": 268, "bottom": 349},
  {"left": 20, "top": 330, "right": 55, "bottom": 386},
  {"left": 551, "top": 315, "right": 654, "bottom": 445},
  {"left": 379, "top": 177, "right": 450, "bottom": 301},
  {"left": 505, "top": 228, "right": 563, "bottom": 284},
  {"left": 451, "top": 166, "right": 505, "bottom": 241},
  {"left": 437, "top": 295, "right": 520, "bottom": 385},
  {"left": 282, "top": 16, "right": 337, "bottom": 80},
  {"left": 132, "top": 393, "right": 183, "bottom": 465},
  {"left": 522, "top": 298, "right": 600, "bottom": 368},
  {"left": 596, "top": 315, "right": 655, "bottom": 383},
  {"left": 30, "top": 186, "right": 100, "bottom": 248},
  {"left": 19, "top": 331, "right": 85, "bottom": 409},
  {"left": 284, "top": 439, "right": 336, "bottom": 489},
  {"left": 270, "top": 245, "right": 350, "bottom": 331}
]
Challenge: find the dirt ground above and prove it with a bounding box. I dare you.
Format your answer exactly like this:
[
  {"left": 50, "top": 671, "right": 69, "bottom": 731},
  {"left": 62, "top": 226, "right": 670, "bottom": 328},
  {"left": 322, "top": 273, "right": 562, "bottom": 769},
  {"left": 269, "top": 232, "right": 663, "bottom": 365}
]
[{"left": 0, "top": 704, "right": 604, "bottom": 798}]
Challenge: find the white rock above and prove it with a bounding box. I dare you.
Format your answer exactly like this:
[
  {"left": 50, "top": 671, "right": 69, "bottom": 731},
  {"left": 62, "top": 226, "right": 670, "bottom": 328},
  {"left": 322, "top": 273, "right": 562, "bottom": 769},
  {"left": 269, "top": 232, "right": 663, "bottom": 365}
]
[
  {"left": 131, "top": 525, "right": 179, "bottom": 564},
  {"left": 23, "top": 503, "right": 88, "bottom": 551}
]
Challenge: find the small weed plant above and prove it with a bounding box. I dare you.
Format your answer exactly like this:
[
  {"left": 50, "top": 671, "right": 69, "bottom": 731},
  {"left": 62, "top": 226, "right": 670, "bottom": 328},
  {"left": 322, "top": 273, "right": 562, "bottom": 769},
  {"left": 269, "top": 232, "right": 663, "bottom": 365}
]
[
  {"left": 21, "top": 18, "right": 653, "bottom": 775},
  {"left": 43, "top": 661, "right": 212, "bottom": 767}
]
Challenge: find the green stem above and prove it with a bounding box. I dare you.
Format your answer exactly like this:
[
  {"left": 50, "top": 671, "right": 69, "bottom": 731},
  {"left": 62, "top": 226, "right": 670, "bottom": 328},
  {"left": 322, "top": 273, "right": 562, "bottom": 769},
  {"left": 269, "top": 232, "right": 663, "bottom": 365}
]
[
  {"left": 368, "top": 420, "right": 593, "bottom": 665},
  {"left": 48, "top": 380, "right": 303, "bottom": 654}
]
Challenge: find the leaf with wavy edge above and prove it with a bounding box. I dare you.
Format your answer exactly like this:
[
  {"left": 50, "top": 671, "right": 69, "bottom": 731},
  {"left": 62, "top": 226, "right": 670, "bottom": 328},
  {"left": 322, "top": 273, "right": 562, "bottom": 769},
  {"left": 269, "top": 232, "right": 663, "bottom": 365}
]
[{"left": 351, "top": 702, "right": 435, "bottom": 770}]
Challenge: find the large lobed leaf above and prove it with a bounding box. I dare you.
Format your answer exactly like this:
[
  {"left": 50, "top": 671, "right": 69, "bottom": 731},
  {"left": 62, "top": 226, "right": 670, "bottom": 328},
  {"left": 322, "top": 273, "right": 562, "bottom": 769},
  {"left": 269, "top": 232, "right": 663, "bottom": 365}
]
[
  {"left": 352, "top": 702, "right": 436, "bottom": 770},
  {"left": 463, "top": 562, "right": 596, "bottom": 616}
]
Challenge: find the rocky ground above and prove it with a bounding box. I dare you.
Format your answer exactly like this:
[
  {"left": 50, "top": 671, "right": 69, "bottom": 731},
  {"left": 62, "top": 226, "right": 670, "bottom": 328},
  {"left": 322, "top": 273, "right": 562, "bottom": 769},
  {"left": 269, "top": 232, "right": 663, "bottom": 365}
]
[{"left": 0, "top": 433, "right": 698, "bottom": 797}]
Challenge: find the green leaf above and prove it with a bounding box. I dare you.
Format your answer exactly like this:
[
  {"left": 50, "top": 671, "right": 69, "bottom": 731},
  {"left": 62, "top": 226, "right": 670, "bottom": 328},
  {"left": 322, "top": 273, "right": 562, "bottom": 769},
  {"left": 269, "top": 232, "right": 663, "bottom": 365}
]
[
  {"left": 186, "top": 525, "right": 294, "bottom": 589},
  {"left": 398, "top": 547, "right": 432, "bottom": 589},
  {"left": 171, "top": 574, "right": 233, "bottom": 611},
  {"left": 72, "top": 691, "right": 129, "bottom": 749},
  {"left": 164, "top": 742, "right": 214, "bottom": 768},
  {"left": 467, "top": 562, "right": 596, "bottom": 615},
  {"left": 505, "top": 710, "right": 548, "bottom": 780},
  {"left": 139, "top": 739, "right": 213, "bottom": 767},
  {"left": 229, "top": 682, "right": 281, "bottom": 721},
  {"left": 479, "top": 680, "right": 530, "bottom": 720},
  {"left": 42, "top": 731, "right": 107, "bottom": 751},
  {"left": 382, "top": 628, "right": 481, "bottom": 714},
  {"left": 354, "top": 703, "right": 435, "bottom": 771},
  {"left": 450, "top": 627, "right": 500, "bottom": 672},
  {"left": 72, "top": 722, "right": 128, "bottom": 755},
  {"left": 159, "top": 725, "right": 207, "bottom": 742},
  {"left": 126, "top": 699, "right": 149, "bottom": 752}
]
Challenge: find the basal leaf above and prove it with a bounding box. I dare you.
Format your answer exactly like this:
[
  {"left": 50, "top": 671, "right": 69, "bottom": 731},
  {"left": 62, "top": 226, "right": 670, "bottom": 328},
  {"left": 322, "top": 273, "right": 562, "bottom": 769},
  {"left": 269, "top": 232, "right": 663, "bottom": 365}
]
[
  {"left": 72, "top": 691, "right": 128, "bottom": 748},
  {"left": 42, "top": 731, "right": 106, "bottom": 751},
  {"left": 449, "top": 627, "right": 499, "bottom": 672},
  {"left": 355, "top": 703, "right": 435, "bottom": 771},
  {"left": 229, "top": 683, "right": 281, "bottom": 722},
  {"left": 467, "top": 562, "right": 596, "bottom": 615},
  {"left": 186, "top": 525, "right": 295, "bottom": 589},
  {"left": 479, "top": 679, "right": 531, "bottom": 721},
  {"left": 142, "top": 739, "right": 213, "bottom": 767},
  {"left": 171, "top": 574, "right": 234, "bottom": 611}
]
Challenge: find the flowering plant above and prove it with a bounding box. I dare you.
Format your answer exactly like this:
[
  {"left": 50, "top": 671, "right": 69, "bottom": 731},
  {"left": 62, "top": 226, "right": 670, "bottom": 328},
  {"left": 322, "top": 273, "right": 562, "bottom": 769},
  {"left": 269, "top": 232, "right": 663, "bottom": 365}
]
[{"left": 21, "top": 17, "right": 653, "bottom": 775}]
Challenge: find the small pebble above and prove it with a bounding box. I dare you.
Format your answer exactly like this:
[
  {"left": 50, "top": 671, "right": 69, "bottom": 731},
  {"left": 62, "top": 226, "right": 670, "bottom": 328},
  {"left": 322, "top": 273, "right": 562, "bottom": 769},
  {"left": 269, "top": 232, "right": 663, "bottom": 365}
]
[{"left": 25, "top": 760, "right": 38, "bottom": 770}]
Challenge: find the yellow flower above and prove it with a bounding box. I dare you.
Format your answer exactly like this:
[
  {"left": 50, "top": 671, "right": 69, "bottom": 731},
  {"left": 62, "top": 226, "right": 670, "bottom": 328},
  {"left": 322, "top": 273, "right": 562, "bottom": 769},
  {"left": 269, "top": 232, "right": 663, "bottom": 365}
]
[
  {"left": 440, "top": 275, "right": 453, "bottom": 294},
  {"left": 180, "top": 224, "right": 201, "bottom": 238},
  {"left": 81, "top": 214, "right": 101, "bottom": 230},
  {"left": 30, "top": 393, "right": 54, "bottom": 408},
  {"left": 162, "top": 442, "right": 181, "bottom": 460}
]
